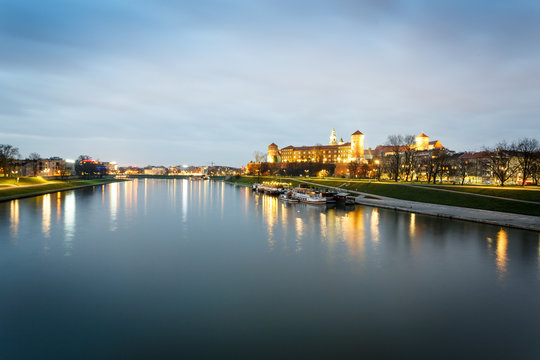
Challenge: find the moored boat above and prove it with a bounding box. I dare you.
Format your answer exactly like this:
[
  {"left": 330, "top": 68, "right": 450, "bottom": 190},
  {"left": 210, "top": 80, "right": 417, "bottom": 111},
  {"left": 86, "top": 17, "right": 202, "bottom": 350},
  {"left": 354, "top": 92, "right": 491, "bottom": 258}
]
[
  {"left": 336, "top": 192, "right": 356, "bottom": 205},
  {"left": 279, "top": 192, "right": 299, "bottom": 203},
  {"left": 257, "top": 181, "right": 292, "bottom": 196},
  {"left": 291, "top": 187, "right": 327, "bottom": 205}
]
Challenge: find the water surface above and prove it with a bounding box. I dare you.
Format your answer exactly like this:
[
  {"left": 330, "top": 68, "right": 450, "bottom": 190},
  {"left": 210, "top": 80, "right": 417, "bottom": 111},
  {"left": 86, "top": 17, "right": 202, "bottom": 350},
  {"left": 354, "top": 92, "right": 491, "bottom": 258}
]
[{"left": 1, "top": 179, "right": 539, "bottom": 359}]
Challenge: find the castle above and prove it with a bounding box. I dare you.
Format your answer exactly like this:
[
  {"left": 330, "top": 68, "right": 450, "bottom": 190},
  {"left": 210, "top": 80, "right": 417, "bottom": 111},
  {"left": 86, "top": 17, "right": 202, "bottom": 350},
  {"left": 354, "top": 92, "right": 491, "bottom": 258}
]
[
  {"left": 267, "top": 129, "right": 445, "bottom": 164},
  {"left": 267, "top": 129, "right": 365, "bottom": 164}
]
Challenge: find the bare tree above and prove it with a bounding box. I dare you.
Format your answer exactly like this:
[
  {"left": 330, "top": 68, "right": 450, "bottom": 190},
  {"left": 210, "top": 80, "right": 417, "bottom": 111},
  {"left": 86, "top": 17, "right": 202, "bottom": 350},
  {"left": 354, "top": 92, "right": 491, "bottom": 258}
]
[
  {"left": 0, "top": 144, "right": 20, "bottom": 177},
  {"left": 386, "top": 135, "right": 404, "bottom": 182},
  {"left": 422, "top": 153, "right": 436, "bottom": 184},
  {"left": 530, "top": 157, "right": 540, "bottom": 185},
  {"left": 401, "top": 135, "right": 417, "bottom": 182},
  {"left": 485, "top": 142, "right": 518, "bottom": 186},
  {"left": 28, "top": 152, "right": 41, "bottom": 177},
  {"left": 434, "top": 150, "right": 451, "bottom": 184},
  {"left": 454, "top": 155, "right": 475, "bottom": 185},
  {"left": 423, "top": 149, "right": 450, "bottom": 184},
  {"left": 513, "top": 138, "right": 539, "bottom": 186},
  {"left": 253, "top": 151, "right": 266, "bottom": 163}
]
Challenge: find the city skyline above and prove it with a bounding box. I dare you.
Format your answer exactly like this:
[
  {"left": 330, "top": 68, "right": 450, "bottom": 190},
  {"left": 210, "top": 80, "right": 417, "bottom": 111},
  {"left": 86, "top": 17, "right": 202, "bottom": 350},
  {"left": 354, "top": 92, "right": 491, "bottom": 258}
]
[{"left": 2, "top": 0, "right": 540, "bottom": 167}]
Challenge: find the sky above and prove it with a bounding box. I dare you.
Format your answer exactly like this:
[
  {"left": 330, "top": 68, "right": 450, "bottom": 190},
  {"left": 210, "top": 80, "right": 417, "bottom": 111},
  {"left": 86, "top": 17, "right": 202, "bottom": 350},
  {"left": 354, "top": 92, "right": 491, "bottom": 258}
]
[{"left": 1, "top": 0, "right": 539, "bottom": 167}]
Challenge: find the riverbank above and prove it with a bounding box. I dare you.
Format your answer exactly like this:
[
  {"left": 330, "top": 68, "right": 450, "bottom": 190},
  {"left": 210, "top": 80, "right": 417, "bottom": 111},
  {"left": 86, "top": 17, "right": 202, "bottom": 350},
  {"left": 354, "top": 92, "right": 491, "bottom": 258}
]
[
  {"left": 0, "top": 178, "right": 127, "bottom": 202},
  {"left": 226, "top": 176, "right": 540, "bottom": 231}
]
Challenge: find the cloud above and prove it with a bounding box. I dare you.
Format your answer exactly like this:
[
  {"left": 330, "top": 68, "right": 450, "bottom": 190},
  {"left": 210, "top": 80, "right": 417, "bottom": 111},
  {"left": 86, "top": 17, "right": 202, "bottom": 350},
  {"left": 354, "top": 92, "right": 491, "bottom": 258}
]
[{"left": 0, "top": 0, "right": 539, "bottom": 166}]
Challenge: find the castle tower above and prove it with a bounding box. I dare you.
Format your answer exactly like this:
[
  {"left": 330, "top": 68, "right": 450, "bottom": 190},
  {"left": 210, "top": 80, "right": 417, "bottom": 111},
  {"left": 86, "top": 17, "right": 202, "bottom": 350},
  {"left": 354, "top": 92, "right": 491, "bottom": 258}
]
[
  {"left": 415, "top": 133, "right": 429, "bottom": 151},
  {"left": 350, "top": 130, "right": 365, "bottom": 162},
  {"left": 329, "top": 128, "right": 338, "bottom": 145},
  {"left": 267, "top": 143, "right": 279, "bottom": 163},
  {"left": 338, "top": 138, "right": 344, "bottom": 145}
]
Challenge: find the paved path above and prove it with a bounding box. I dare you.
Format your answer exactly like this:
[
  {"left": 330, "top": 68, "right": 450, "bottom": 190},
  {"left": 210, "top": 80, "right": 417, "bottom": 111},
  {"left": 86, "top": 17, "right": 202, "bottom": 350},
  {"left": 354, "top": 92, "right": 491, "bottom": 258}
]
[
  {"left": 290, "top": 179, "right": 540, "bottom": 232},
  {"left": 0, "top": 181, "right": 61, "bottom": 190}
]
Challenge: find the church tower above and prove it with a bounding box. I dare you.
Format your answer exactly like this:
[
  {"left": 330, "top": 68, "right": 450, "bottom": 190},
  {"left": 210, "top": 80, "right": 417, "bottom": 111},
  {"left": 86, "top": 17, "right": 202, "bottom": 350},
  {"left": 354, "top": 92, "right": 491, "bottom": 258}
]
[
  {"left": 329, "top": 128, "right": 338, "bottom": 145},
  {"left": 350, "top": 130, "right": 365, "bottom": 162}
]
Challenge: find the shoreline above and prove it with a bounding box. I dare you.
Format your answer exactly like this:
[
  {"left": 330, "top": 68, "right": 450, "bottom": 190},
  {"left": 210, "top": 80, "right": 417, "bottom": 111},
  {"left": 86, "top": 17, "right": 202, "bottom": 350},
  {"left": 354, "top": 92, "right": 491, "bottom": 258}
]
[
  {"left": 0, "top": 179, "right": 127, "bottom": 203},
  {"left": 226, "top": 178, "right": 540, "bottom": 232},
  {"left": 293, "top": 178, "right": 540, "bottom": 232},
  {"left": 353, "top": 195, "right": 540, "bottom": 232}
]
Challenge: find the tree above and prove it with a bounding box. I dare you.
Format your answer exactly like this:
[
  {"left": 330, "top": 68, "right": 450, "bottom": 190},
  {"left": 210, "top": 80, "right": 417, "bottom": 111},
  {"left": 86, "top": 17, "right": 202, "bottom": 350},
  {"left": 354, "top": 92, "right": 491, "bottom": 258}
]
[
  {"left": 318, "top": 169, "right": 329, "bottom": 178},
  {"left": 358, "top": 163, "right": 370, "bottom": 178},
  {"left": 348, "top": 161, "right": 360, "bottom": 178},
  {"left": 28, "top": 152, "right": 41, "bottom": 177},
  {"left": 422, "top": 153, "right": 436, "bottom": 184},
  {"left": 454, "top": 155, "right": 475, "bottom": 185},
  {"left": 385, "top": 135, "right": 404, "bottom": 182},
  {"left": 513, "top": 138, "right": 539, "bottom": 186},
  {"left": 253, "top": 151, "right": 266, "bottom": 163},
  {"left": 485, "top": 142, "right": 518, "bottom": 186},
  {"left": 0, "top": 144, "right": 20, "bottom": 177},
  {"left": 433, "top": 149, "right": 451, "bottom": 184},
  {"left": 530, "top": 157, "right": 540, "bottom": 185},
  {"left": 401, "top": 135, "right": 417, "bottom": 182}
]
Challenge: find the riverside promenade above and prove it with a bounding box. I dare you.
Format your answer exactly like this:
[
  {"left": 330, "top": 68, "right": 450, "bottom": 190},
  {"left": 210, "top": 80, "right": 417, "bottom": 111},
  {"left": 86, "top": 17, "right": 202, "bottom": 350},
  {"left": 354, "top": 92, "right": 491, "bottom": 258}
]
[{"left": 292, "top": 179, "right": 540, "bottom": 232}]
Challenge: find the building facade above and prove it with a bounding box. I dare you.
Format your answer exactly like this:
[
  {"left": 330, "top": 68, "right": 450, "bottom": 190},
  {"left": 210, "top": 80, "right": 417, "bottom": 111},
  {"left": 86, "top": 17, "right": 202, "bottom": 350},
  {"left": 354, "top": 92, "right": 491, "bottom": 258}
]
[{"left": 267, "top": 129, "right": 366, "bottom": 164}]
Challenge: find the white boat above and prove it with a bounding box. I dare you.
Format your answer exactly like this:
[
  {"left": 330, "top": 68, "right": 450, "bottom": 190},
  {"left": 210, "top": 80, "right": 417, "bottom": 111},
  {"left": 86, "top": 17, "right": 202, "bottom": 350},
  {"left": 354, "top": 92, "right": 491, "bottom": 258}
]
[
  {"left": 291, "top": 188, "right": 327, "bottom": 205},
  {"left": 303, "top": 195, "right": 327, "bottom": 205},
  {"left": 279, "top": 193, "right": 299, "bottom": 203}
]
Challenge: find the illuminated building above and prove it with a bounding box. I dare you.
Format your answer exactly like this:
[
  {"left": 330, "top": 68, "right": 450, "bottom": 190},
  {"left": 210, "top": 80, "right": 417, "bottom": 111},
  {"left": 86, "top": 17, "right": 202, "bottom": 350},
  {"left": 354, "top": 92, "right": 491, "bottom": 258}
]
[
  {"left": 373, "top": 133, "right": 444, "bottom": 157},
  {"left": 267, "top": 129, "right": 366, "bottom": 164},
  {"left": 415, "top": 133, "right": 443, "bottom": 151}
]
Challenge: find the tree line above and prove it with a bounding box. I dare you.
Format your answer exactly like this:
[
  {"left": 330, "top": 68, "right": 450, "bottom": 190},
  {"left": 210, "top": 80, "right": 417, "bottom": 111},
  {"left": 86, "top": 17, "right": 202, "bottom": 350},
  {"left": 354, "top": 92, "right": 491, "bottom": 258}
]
[{"left": 378, "top": 136, "right": 539, "bottom": 186}]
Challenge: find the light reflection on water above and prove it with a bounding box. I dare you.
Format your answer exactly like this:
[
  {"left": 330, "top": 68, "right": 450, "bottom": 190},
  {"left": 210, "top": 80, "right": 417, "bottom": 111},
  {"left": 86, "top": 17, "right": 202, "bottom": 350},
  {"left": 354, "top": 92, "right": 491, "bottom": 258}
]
[
  {"left": 63, "top": 191, "right": 76, "bottom": 256},
  {"left": 496, "top": 229, "right": 509, "bottom": 281},
  {"left": 109, "top": 182, "right": 119, "bottom": 232},
  {"left": 9, "top": 199, "right": 19, "bottom": 240},
  {"left": 41, "top": 194, "right": 51, "bottom": 238},
  {"left": 370, "top": 208, "right": 379, "bottom": 243},
  {"left": 181, "top": 179, "right": 188, "bottom": 224}
]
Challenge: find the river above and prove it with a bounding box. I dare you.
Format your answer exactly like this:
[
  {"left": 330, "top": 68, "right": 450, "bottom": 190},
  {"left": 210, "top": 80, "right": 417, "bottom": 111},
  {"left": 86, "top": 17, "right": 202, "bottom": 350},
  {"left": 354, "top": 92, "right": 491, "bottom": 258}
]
[{"left": 0, "top": 179, "right": 539, "bottom": 359}]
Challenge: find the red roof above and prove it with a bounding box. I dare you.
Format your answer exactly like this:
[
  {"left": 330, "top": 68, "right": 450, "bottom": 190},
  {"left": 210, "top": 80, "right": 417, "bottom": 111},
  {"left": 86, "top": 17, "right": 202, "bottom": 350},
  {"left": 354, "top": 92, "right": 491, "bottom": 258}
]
[
  {"left": 460, "top": 151, "right": 490, "bottom": 159},
  {"left": 290, "top": 145, "right": 340, "bottom": 151},
  {"left": 417, "top": 133, "right": 429, "bottom": 138},
  {"left": 373, "top": 145, "right": 408, "bottom": 155},
  {"left": 279, "top": 143, "right": 350, "bottom": 151},
  {"left": 351, "top": 130, "right": 363, "bottom": 135},
  {"left": 269, "top": 143, "right": 278, "bottom": 147}
]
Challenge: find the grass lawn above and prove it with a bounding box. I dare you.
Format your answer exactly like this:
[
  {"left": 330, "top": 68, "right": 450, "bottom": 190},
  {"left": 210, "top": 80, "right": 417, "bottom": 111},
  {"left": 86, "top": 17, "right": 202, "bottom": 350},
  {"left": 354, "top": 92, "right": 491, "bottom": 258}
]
[
  {"left": 420, "top": 184, "right": 540, "bottom": 202},
  {"left": 0, "top": 178, "right": 124, "bottom": 200},
  {"left": 0, "top": 177, "right": 49, "bottom": 186}
]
